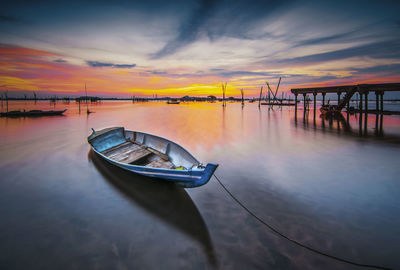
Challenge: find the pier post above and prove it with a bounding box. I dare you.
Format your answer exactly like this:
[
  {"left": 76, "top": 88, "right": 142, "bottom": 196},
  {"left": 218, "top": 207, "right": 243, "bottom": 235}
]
[
  {"left": 364, "top": 92, "right": 369, "bottom": 135},
  {"left": 303, "top": 93, "right": 307, "bottom": 111},
  {"left": 322, "top": 93, "right": 326, "bottom": 106},
  {"left": 380, "top": 92, "right": 384, "bottom": 113},
  {"left": 313, "top": 92, "right": 317, "bottom": 120},
  {"left": 337, "top": 92, "right": 341, "bottom": 105},
  {"left": 375, "top": 98, "right": 379, "bottom": 135},
  {"left": 346, "top": 95, "right": 350, "bottom": 124},
  {"left": 294, "top": 93, "right": 298, "bottom": 118},
  {"left": 359, "top": 92, "right": 363, "bottom": 135},
  {"left": 313, "top": 92, "right": 317, "bottom": 110}
]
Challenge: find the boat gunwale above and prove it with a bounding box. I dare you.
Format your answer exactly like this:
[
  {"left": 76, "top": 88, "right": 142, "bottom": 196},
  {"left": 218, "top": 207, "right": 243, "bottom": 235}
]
[{"left": 88, "top": 128, "right": 203, "bottom": 173}]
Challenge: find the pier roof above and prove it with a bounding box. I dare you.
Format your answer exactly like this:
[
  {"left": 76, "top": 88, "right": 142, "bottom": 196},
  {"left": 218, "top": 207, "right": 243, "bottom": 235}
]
[{"left": 291, "top": 83, "right": 400, "bottom": 94}]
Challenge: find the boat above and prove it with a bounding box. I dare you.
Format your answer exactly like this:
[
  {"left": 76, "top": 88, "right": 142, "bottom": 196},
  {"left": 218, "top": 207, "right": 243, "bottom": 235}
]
[
  {"left": 88, "top": 127, "right": 218, "bottom": 188},
  {"left": 167, "top": 99, "right": 180, "bottom": 104},
  {"left": 0, "top": 109, "right": 67, "bottom": 117},
  {"left": 320, "top": 104, "right": 341, "bottom": 117}
]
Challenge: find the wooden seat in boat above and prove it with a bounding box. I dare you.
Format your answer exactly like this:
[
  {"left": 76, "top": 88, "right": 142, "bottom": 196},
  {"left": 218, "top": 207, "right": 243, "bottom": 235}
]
[
  {"left": 102, "top": 141, "right": 152, "bottom": 164},
  {"left": 145, "top": 158, "right": 175, "bottom": 169}
]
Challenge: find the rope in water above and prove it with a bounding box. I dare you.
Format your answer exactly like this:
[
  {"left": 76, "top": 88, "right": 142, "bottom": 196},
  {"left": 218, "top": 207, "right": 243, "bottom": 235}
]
[{"left": 213, "top": 174, "right": 392, "bottom": 270}]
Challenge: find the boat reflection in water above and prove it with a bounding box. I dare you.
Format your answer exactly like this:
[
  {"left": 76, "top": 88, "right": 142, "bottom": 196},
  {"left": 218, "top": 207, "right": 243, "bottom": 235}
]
[{"left": 88, "top": 150, "right": 217, "bottom": 266}]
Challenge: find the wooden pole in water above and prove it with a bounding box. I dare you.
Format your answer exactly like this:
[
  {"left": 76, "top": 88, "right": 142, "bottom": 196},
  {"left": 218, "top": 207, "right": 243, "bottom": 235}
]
[
  {"left": 303, "top": 93, "right": 307, "bottom": 111},
  {"left": 322, "top": 93, "right": 326, "bottom": 106},
  {"left": 268, "top": 84, "right": 271, "bottom": 103},
  {"left": 294, "top": 93, "right": 298, "bottom": 112},
  {"left": 313, "top": 93, "right": 316, "bottom": 110},
  {"left": 221, "top": 82, "right": 227, "bottom": 107},
  {"left": 380, "top": 92, "right": 384, "bottom": 113},
  {"left": 258, "top": 86, "right": 263, "bottom": 108},
  {"left": 5, "top": 91, "right": 8, "bottom": 113},
  {"left": 85, "top": 83, "right": 90, "bottom": 114},
  {"left": 364, "top": 92, "right": 369, "bottom": 135},
  {"left": 375, "top": 92, "right": 379, "bottom": 114},
  {"left": 240, "top": 89, "right": 244, "bottom": 106}
]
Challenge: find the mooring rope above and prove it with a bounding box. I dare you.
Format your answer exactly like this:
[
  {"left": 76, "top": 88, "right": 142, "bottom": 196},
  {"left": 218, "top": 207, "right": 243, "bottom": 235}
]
[{"left": 213, "top": 174, "right": 392, "bottom": 270}]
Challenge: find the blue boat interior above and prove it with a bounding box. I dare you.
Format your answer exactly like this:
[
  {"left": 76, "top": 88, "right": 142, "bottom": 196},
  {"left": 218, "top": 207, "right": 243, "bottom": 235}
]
[{"left": 88, "top": 127, "right": 200, "bottom": 170}]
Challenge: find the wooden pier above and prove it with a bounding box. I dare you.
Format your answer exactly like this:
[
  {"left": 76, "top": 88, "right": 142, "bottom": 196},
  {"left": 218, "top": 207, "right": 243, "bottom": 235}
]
[{"left": 291, "top": 83, "right": 400, "bottom": 114}]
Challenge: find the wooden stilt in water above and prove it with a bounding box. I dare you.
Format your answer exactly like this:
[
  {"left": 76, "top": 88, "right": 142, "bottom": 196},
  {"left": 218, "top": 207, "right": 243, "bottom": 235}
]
[
  {"left": 221, "top": 82, "right": 227, "bottom": 107},
  {"left": 258, "top": 86, "right": 263, "bottom": 108},
  {"left": 364, "top": 92, "right": 368, "bottom": 136},
  {"left": 85, "top": 83, "right": 91, "bottom": 114},
  {"left": 359, "top": 92, "right": 363, "bottom": 136},
  {"left": 5, "top": 91, "right": 8, "bottom": 113},
  {"left": 313, "top": 92, "right": 317, "bottom": 114}
]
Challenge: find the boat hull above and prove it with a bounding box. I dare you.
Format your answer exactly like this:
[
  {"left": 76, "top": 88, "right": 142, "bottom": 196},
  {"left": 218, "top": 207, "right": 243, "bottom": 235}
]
[
  {"left": 0, "top": 109, "right": 67, "bottom": 117},
  {"left": 88, "top": 128, "right": 218, "bottom": 188}
]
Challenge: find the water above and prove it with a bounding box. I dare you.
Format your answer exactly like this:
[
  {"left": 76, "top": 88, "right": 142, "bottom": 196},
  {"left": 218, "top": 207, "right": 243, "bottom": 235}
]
[{"left": 1, "top": 101, "right": 399, "bottom": 270}]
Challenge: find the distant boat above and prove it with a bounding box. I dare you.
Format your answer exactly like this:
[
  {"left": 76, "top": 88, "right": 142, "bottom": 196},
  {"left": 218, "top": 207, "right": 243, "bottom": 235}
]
[
  {"left": 0, "top": 109, "right": 67, "bottom": 117},
  {"left": 167, "top": 99, "right": 180, "bottom": 104},
  {"left": 88, "top": 127, "right": 218, "bottom": 188},
  {"left": 320, "top": 104, "right": 341, "bottom": 117}
]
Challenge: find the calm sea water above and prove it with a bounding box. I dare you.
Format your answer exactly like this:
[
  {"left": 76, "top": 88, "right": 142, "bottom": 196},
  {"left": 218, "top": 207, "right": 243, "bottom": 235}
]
[{"left": 0, "top": 100, "right": 399, "bottom": 270}]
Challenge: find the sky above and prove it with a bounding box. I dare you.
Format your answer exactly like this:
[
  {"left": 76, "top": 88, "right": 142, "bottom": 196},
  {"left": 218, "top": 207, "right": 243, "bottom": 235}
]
[{"left": 0, "top": 0, "right": 400, "bottom": 98}]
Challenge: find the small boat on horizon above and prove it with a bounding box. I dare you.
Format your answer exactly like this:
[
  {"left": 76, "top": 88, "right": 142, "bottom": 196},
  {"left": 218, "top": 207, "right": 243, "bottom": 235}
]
[
  {"left": 88, "top": 127, "right": 218, "bottom": 188},
  {"left": 0, "top": 109, "right": 67, "bottom": 117},
  {"left": 167, "top": 99, "right": 180, "bottom": 104}
]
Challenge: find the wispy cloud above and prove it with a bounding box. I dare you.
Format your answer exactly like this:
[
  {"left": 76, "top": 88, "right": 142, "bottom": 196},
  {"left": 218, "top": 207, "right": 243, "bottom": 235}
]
[
  {"left": 54, "top": 59, "right": 67, "bottom": 63},
  {"left": 86, "top": 61, "right": 136, "bottom": 68},
  {"left": 277, "top": 40, "right": 400, "bottom": 66},
  {"left": 151, "top": 0, "right": 293, "bottom": 59}
]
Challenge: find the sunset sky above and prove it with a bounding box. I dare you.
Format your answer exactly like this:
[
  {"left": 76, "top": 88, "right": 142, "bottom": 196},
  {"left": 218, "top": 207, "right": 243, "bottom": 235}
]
[{"left": 1, "top": 0, "right": 400, "bottom": 98}]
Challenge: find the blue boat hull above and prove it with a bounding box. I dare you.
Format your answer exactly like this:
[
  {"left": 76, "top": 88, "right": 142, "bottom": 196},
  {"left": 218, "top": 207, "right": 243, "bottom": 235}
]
[{"left": 88, "top": 128, "right": 218, "bottom": 188}]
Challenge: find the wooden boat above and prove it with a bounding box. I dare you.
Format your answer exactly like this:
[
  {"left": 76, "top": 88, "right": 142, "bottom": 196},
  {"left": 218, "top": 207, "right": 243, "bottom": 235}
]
[
  {"left": 167, "top": 99, "right": 180, "bottom": 104},
  {"left": 88, "top": 127, "right": 218, "bottom": 188},
  {"left": 0, "top": 109, "right": 67, "bottom": 117},
  {"left": 320, "top": 105, "right": 342, "bottom": 117}
]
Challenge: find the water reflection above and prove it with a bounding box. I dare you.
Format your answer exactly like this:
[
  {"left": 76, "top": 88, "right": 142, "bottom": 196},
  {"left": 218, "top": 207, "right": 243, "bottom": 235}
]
[
  {"left": 294, "top": 109, "right": 400, "bottom": 144},
  {"left": 87, "top": 150, "right": 217, "bottom": 266}
]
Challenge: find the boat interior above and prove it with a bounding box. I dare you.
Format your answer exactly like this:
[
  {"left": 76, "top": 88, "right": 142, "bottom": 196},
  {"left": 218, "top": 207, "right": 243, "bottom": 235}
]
[
  {"left": 101, "top": 140, "right": 176, "bottom": 169},
  {"left": 89, "top": 127, "right": 200, "bottom": 170}
]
